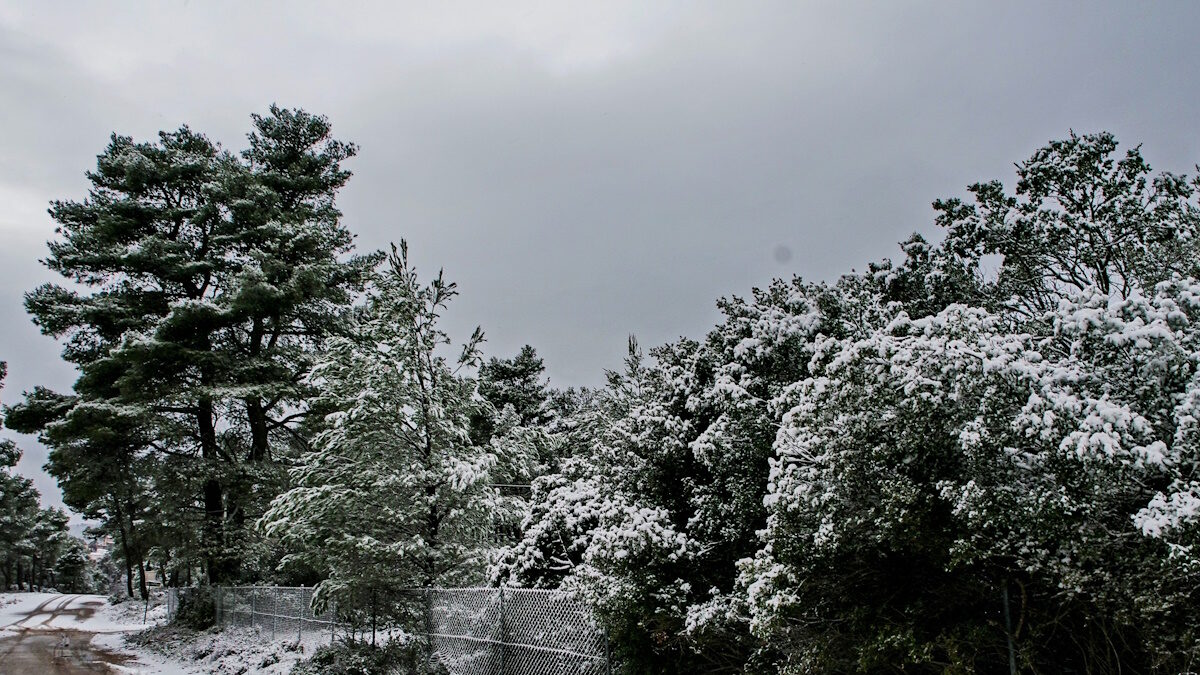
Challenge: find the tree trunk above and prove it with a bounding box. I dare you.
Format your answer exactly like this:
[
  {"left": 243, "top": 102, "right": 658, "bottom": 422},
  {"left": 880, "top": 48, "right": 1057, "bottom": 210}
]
[
  {"left": 137, "top": 559, "right": 148, "bottom": 600},
  {"left": 202, "top": 477, "right": 224, "bottom": 584},
  {"left": 198, "top": 396, "right": 227, "bottom": 584},
  {"left": 123, "top": 556, "right": 134, "bottom": 598},
  {"left": 244, "top": 314, "right": 270, "bottom": 464},
  {"left": 246, "top": 397, "right": 269, "bottom": 463},
  {"left": 112, "top": 498, "right": 136, "bottom": 598}
]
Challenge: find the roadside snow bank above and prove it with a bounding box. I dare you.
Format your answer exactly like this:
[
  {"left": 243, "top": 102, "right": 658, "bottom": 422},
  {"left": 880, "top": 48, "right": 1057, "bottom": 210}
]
[
  {"left": 126, "top": 624, "right": 312, "bottom": 675},
  {"left": 91, "top": 631, "right": 198, "bottom": 674}
]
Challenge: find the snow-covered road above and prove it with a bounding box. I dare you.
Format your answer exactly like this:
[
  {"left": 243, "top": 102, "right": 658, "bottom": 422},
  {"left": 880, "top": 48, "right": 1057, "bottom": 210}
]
[{"left": 0, "top": 593, "right": 179, "bottom": 674}]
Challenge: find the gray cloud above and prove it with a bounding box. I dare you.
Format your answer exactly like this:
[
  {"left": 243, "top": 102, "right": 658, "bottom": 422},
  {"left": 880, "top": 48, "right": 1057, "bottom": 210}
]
[{"left": 2, "top": 1, "right": 1199, "bottom": 515}]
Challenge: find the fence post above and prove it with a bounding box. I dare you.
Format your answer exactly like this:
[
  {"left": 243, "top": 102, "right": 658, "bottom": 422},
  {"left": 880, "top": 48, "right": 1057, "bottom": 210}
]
[
  {"left": 425, "top": 589, "right": 434, "bottom": 668},
  {"left": 606, "top": 626, "right": 612, "bottom": 675},
  {"left": 299, "top": 589, "right": 304, "bottom": 643},
  {"left": 272, "top": 588, "right": 278, "bottom": 640},
  {"left": 251, "top": 588, "right": 256, "bottom": 631},
  {"left": 1003, "top": 580, "right": 1017, "bottom": 675},
  {"left": 498, "top": 587, "right": 508, "bottom": 675}
]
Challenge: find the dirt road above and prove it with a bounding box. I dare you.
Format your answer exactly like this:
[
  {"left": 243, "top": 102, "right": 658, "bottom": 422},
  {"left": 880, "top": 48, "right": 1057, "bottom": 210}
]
[{"left": 0, "top": 594, "right": 140, "bottom": 674}]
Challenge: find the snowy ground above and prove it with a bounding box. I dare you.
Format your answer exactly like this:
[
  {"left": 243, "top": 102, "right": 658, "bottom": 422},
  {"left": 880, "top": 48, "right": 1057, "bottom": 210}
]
[
  {"left": 0, "top": 592, "right": 176, "bottom": 673},
  {"left": 123, "top": 624, "right": 317, "bottom": 675},
  {"left": 0, "top": 591, "right": 337, "bottom": 673}
]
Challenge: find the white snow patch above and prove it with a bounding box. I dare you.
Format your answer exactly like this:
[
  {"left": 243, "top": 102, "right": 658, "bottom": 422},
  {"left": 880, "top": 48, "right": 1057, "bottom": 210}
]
[{"left": 126, "top": 624, "right": 315, "bottom": 675}]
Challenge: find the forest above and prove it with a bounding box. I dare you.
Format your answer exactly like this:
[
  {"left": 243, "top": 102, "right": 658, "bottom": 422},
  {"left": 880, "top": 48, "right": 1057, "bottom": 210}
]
[
  {"left": 5, "top": 107, "right": 1200, "bottom": 673},
  {"left": 0, "top": 362, "right": 95, "bottom": 594}
]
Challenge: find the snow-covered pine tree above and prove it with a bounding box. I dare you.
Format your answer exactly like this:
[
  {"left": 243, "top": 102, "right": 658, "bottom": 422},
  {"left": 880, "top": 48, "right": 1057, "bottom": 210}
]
[
  {"left": 21, "top": 108, "right": 375, "bottom": 584},
  {"left": 5, "top": 385, "right": 159, "bottom": 598},
  {"left": 261, "top": 241, "right": 501, "bottom": 622},
  {"left": 495, "top": 276, "right": 894, "bottom": 671},
  {"left": 0, "top": 363, "right": 77, "bottom": 593}
]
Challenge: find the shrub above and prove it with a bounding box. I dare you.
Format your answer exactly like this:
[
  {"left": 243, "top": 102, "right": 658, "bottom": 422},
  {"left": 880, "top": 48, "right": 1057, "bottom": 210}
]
[
  {"left": 174, "top": 586, "right": 216, "bottom": 630},
  {"left": 291, "top": 638, "right": 447, "bottom": 675}
]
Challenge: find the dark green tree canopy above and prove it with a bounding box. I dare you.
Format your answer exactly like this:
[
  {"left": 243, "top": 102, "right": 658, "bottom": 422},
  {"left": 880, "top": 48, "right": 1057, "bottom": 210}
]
[
  {"left": 20, "top": 106, "right": 377, "bottom": 585},
  {"left": 478, "top": 345, "right": 550, "bottom": 427}
]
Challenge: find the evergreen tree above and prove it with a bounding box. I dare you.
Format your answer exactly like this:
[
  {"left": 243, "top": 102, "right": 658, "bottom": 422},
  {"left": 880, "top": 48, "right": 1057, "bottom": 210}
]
[
  {"left": 5, "top": 386, "right": 157, "bottom": 597},
  {"left": 478, "top": 346, "right": 550, "bottom": 428},
  {"left": 53, "top": 537, "right": 94, "bottom": 592},
  {"left": 471, "top": 345, "right": 543, "bottom": 445},
  {"left": 0, "top": 364, "right": 42, "bottom": 591},
  {"left": 22, "top": 107, "right": 375, "bottom": 583},
  {"left": 0, "top": 363, "right": 76, "bottom": 592},
  {"left": 262, "top": 242, "right": 500, "bottom": 620},
  {"left": 743, "top": 133, "right": 1200, "bottom": 672}
]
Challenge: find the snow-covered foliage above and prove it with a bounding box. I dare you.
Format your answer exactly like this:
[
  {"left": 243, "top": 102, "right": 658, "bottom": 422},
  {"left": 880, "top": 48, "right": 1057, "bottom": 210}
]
[
  {"left": 495, "top": 279, "right": 857, "bottom": 669},
  {"left": 741, "top": 284, "right": 1200, "bottom": 669},
  {"left": 261, "top": 242, "right": 508, "bottom": 620},
  {"left": 735, "top": 134, "right": 1200, "bottom": 671},
  {"left": 497, "top": 133, "right": 1200, "bottom": 672},
  {"left": 19, "top": 116, "right": 1200, "bottom": 672},
  {"left": 123, "top": 623, "right": 312, "bottom": 674}
]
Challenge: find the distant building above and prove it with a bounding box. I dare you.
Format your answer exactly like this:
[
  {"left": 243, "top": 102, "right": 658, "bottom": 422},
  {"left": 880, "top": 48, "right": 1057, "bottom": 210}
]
[{"left": 87, "top": 535, "right": 113, "bottom": 562}]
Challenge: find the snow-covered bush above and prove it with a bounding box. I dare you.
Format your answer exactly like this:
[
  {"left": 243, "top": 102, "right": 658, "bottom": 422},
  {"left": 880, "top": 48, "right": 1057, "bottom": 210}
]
[
  {"left": 292, "top": 637, "right": 446, "bottom": 675},
  {"left": 742, "top": 133, "right": 1200, "bottom": 672},
  {"left": 501, "top": 132, "right": 1200, "bottom": 673}
]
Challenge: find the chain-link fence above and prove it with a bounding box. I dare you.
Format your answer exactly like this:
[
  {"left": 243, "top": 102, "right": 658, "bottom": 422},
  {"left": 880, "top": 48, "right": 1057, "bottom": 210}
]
[
  {"left": 426, "top": 587, "right": 609, "bottom": 675},
  {"left": 170, "top": 585, "right": 609, "bottom": 675},
  {"left": 217, "top": 586, "right": 341, "bottom": 644}
]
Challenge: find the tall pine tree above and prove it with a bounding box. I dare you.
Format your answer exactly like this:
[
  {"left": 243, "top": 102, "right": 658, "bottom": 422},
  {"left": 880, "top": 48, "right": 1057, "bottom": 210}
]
[
  {"left": 263, "top": 241, "right": 497, "bottom": 617},
  {"left": 23, "top": 107, "right": 375, "bottom": 583}
]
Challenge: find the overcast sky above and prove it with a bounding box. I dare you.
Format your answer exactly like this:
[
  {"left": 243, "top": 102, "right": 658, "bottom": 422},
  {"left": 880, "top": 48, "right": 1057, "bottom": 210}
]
[{"left": 2, "top": 1, "right": 1199, "bottom": 519}]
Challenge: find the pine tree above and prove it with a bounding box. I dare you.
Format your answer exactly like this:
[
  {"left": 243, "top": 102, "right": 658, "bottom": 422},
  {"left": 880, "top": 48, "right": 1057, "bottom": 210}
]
[
  {"left": 5, "top": 386, "right": 157, "bottom": 597},
  {"left": 478, "top": 346, "right": 549, "bottom": 425},
  {"left": 262, "top": 242, "right": 497, "bottom": 620},
  {"left": 22, "top": 107, "right": 375, "bottom": 583},
  {"left": 0, "top": 363, "right": 74, "bottom": 592}
]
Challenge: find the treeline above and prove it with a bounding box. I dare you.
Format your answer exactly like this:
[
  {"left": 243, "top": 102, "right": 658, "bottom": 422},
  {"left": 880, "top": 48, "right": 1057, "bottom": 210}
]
[
  {"left": 7, "top": 110, "right": 1200, "bottom": 672},
  {"left": 491, "top": 132, "right": 1200, "bottom": 673},
  {"left": 1, "top": 363, "right": 96, "bottom": 593},
  {"left": 5, "top": 107, "right": 375, "bottom": 598},
  {"left": 1, "top": 107, "right": 561, "bottom": 605}
]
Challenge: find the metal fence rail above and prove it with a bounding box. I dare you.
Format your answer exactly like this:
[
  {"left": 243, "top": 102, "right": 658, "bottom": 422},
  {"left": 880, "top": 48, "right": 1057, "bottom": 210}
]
[{"left": 169, "top": 585, "right": 609, "bottom": 675}]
